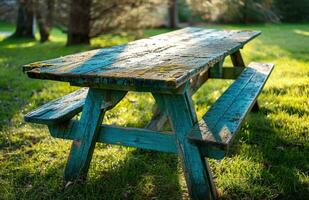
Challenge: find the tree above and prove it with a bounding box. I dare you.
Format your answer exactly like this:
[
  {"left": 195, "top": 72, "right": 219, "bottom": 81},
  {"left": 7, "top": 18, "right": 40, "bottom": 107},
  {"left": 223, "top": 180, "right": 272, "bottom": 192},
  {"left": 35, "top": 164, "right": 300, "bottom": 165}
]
[
  {"left": 67, "top": 0, "right": 92, "bottom": 45},
  {"left": 35, "top": 0, "right": 55, "bottom": 42},
  {"left": 168, "top": 0, "right": 178, "bottom": 29},
  {"left": 274, "top": 0, "right": 309, "bottom": 22},
  {"left": 13, "top": 0, "right": 34, "bottom": 38}
]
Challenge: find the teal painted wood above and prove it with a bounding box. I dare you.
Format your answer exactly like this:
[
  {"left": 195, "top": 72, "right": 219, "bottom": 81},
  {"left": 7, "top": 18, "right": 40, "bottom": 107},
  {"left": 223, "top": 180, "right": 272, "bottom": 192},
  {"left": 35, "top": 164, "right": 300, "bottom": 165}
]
[
  {"left": 153, "top": 89, "right": 217, "bottom": 200},
  {"left": 230, "top": 50, "right": 260, "bottom": 112},
  {"left": 23, "top": 28, "right": 260, "bottom": 91},
  {"left": 48, "top": 120, "right": 178, "bottom": 153},
  {"left": 24, "top": 88, "right": 88, "bottom": 125},
  {"left": 189, "top": 62, "right": 274, "bottom": 159},
  {"left": 230, "top": 50, "right": 245, "bottom": 67},
  {"left": 64, "top": 89, "right": 126, "bottom": 181},
  {"left": 145, "top": 61, "right": 209, "bottom": 131},
  {"left": 209, "top": 59, "right": 224, "bottom": 78},
  {"left": 48, "top": 120, "right": 80, "bottom": 139},
  {"left": 209, "top": 67, "right": 245, "bottom": 79}
]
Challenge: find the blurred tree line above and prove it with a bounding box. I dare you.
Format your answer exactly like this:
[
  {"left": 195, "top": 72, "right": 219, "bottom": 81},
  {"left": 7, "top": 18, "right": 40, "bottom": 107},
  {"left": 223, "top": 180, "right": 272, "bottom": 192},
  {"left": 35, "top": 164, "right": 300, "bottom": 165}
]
[
  {"left": 8, "top": 0, "right": 166, "bottom": 44},
  {"left": 1, "top": 0, "right": 308, "bottom": 45},
  {"left": 184, "top": 0, "right": 309, "bottom": 24}
]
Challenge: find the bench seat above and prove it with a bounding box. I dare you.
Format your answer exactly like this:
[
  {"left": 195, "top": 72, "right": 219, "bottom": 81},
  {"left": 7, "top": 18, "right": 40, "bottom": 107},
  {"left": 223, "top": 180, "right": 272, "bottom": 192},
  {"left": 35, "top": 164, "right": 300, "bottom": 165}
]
[
  {"left": 188, "top": 62, "right": 274, "bottom": 159},
  {"left": 25, "top": 88, "right": 88, "bottom": 125}
]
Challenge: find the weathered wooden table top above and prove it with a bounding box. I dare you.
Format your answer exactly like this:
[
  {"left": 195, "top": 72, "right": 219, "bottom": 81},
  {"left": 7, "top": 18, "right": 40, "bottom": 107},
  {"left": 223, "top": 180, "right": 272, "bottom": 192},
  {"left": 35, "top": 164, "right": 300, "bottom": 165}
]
[{"left": 23, "top": 27, "right": 260, "bottom": 90}]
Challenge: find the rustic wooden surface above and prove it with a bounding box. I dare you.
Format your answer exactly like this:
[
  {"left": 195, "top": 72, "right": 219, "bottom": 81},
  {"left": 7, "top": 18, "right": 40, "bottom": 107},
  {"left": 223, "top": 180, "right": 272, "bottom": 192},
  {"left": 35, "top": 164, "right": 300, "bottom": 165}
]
[
  {"left": 24, "top": 88, "right": 88, "bottom": 125},
  {"left": 23, "top": 27, "right": 260, "bottom": 90},
  {"left": 49, "top": 121, "right": 177, "bottom": 153},
  {"left": 231, "top": 50, "right": 260, "bottom": 112},
  {"left": 188, "top": 62, "right": 274, "bottom": 159},
  {"left": 64, "top": 89, "right": 126, "bottom": 181},
  {"left": 153, "top": 90, "right": 217, "bottom": 199}
]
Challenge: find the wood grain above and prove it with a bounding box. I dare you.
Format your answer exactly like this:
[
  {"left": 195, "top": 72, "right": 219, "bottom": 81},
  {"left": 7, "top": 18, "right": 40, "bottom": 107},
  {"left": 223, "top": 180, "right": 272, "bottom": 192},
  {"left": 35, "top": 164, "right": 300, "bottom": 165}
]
[
  {"left": 23, "top": 28, "right": 260, "bottom": 90},
  {"left": 153, "top": 90, "right": 217, "bottom": 200},
  {"left": 64, "top": 89, "right": 126, "bottom": 181},
  {"left": 188, "top": 62, "right": 274, "bottom": 159},
  {"left": 48, "top": 120, "right": 177, "bottom": 153},
  {"left": 24, "top": 88, "right": 88, "bottom": 125}
]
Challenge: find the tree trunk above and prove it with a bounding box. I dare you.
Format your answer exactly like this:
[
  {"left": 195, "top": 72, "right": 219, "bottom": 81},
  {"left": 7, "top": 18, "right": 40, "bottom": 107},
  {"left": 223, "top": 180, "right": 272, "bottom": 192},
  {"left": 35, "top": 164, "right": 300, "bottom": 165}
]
[
  {"left": 242, "top": 0, "right": 250, "bottom": 24},
  {"left": 67, "top": 0, "right": 92, "bottom": 45},
  {"left": 168, "top": 0, "right": 178, "bottom": 29},
  {"left": 36, "top": 0, "right": 54, "bottom": 42},
  {"left": 13, "top": 0, "right": 34, "bottom": 38}
]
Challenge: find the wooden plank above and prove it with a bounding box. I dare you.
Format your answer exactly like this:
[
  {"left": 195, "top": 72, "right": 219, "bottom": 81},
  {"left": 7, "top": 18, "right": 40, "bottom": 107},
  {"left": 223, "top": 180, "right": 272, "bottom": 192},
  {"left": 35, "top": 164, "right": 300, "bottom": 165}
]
[
  {"left": 188, "top": 62, "right": 274, "bottom": 159},
  {"left": 23, "top": 28, "right": 260, "bottom": 91},
  {"left": 48, "top": 121, "right": 178, "bottom": 153},
  {"left": 230, "top": 50, "right": 260, "bottom": 111},
  {"left": 209, "top": 59, "right": 224, "bottom": 78},
  {"left": 24, "top": 88, "right": 88, "bottom": 125},
  {"left": 64, "top": 89, "right": 126, "bottom": 182},
  {"left": 153, "top": 90, "right": 217, "bottom": 200}
]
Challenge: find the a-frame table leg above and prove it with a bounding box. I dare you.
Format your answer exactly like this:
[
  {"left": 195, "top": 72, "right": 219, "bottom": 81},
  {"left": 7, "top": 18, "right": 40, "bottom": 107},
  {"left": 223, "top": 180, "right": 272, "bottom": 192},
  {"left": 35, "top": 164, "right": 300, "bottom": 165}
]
[
  {"left": 64, "top": 88, "right": 126, "bottom": 182},
  {"left": 153, "top": 90, "right": 217, "bottom": 200},
  {"left": 231, "top": 50, "right": 260, "bottom": 112}
]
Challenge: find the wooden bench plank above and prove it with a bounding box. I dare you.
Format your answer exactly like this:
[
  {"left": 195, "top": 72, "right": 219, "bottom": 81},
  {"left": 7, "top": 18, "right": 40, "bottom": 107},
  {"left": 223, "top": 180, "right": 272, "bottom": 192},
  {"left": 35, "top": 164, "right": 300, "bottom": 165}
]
[
  {"left": 24, "top": 88, "right": 88, "bottom": 125},
  {"left": 23, "top": 28, "right": 260, "bottom": 90},
  {"left": 188, "top": 62, "right": 274, "bottom": 159}
]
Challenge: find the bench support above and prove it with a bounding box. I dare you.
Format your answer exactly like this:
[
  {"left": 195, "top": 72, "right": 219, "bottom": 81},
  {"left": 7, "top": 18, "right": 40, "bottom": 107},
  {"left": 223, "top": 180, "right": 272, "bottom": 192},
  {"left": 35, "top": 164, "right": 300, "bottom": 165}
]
[
  {"left": 48, "top": 121, "right": 178, "bottom": 154},
  {"left": 64, "top": 88, "right": 126, "bottom": 182},
  {"left": 153, "top": 89, "right": 217, "bottom": 200}
]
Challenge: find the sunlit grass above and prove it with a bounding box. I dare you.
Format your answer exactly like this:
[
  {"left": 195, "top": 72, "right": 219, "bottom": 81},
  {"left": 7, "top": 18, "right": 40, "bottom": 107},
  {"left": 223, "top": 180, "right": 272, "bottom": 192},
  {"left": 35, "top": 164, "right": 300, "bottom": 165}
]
[{"left": 0, "top": 21, "right": 308, "bottom": 199}]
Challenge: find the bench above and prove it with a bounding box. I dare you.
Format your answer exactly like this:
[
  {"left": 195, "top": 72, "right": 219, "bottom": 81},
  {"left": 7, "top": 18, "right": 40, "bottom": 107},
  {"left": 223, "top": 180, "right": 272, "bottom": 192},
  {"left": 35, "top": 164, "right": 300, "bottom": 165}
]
[
  {"left": 23, "top": 27, "right": 274, "bottom": 200},
  {"left": 25, "top": 88, "right": 88, "bottom": 125},
  {"left": 189, "top": 62, "right": 274, "bottom": 159}
]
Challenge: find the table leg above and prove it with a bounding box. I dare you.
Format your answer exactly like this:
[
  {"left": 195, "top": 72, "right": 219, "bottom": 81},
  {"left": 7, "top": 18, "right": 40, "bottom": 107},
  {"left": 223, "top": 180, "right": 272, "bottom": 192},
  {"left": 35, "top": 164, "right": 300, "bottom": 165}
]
[
  {"left": 209, "top": 59, "right": 224, "bottom": 78},
  {"left": 231, "top": 50, "right": 259, "bottom": 112},
  {"left": 153, "top": 90, "right": 217, "bottom": 200},
  {"left": 146, "top": 65, "right": 210, "bottom": 131},
  {"left": 64, "top": 88, "right": 126, "bottom": 182}
]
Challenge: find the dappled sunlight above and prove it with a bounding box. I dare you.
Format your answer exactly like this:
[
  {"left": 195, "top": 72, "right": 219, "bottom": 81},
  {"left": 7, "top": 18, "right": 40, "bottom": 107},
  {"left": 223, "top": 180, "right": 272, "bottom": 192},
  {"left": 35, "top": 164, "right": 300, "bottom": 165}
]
[
  {"left": 91, "top": 33, "right": 134, "bottom": 48},
  {"left": 104, "top": 92, "right": 155, "bottom": 127},
  {"left": 0, "top": 57, "right": 8, "bottom": 66},
  {"left": 212, "top": 156, "right": 275, "bottom": 199},
  {"left": 49, "top": 35, "right": 66, "bottom": 43},
  {"left": 242, "top": 39, "right": 289, "bottom": 62},
  {"left": 294, "top": 29, "right": 309, "bottom": 37},
  {"left": 3, "top": 41, "right": 37, "bottom": 49},
  {"left": 0, "top": 36, "right": 6, "bottom": 42}
]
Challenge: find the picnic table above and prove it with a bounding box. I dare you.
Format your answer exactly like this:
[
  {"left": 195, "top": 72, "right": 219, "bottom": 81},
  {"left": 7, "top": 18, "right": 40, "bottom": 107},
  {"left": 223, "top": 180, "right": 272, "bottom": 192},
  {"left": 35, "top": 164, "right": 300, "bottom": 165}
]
[{"left": 23, "top": 27, "right": 274, "bottom": 200}]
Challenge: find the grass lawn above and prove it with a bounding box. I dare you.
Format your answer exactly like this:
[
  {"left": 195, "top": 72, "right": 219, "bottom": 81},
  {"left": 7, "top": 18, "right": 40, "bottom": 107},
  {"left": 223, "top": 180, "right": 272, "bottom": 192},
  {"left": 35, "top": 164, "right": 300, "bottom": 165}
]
[{"left": 0, "top": 21, "right": 308, "bottom": 199}]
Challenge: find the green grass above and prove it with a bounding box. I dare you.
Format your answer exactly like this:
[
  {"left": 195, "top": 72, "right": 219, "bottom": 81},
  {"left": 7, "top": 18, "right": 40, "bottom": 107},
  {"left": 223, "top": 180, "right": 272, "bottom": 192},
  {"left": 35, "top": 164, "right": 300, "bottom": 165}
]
[{"left": 0, "top": 21, "right": 308, "bottom": 199}]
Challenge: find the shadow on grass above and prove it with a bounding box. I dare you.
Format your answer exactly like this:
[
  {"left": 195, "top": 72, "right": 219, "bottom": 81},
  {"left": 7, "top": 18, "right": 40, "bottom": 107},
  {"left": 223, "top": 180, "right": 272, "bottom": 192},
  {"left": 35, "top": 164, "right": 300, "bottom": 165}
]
[
  {"left": 8, "top": 148, "right": 182, "bottom": 200},
  {"left": 223, "top": 111, "right": 308, "bottom": 200},
  {"left": 0, "top": 34, "right": 183, "bottom": 199},
  {"left": 0, "top": 36, "right": 90, "bottom": 131}
]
